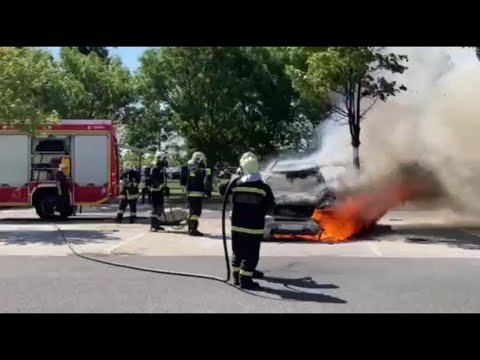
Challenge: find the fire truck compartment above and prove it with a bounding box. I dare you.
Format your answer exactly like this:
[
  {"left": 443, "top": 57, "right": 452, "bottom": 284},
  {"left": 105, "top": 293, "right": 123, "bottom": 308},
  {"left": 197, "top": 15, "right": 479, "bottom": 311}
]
[
  {"left": 0, "top": 135, "right": 30, "bottom": 203},
  {"left": 73, "top": 135, "right": 108, "bottom": 186},
  {"left": 0, "top": 135, "right": 29, "bottom": 187},
  {"left": 73, "top": 135, "right": 109, "bottom": 203}
]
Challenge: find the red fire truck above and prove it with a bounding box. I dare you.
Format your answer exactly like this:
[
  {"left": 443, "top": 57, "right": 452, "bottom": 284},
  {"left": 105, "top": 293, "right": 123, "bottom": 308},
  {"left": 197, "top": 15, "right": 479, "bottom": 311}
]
[{"left": 0, "top": 120, "right": 120, "bottom": 219}]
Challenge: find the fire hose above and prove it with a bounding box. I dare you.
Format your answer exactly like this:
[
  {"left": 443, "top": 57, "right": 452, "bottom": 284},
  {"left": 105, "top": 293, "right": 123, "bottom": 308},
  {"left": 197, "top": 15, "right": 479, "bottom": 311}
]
[{"left": 53, "top": 179, "right": 235, "bottom": 284}]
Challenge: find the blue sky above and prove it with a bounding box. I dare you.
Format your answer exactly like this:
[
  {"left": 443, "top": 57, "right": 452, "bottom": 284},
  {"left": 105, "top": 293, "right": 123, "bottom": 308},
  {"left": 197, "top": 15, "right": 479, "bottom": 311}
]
[{"left": 46, "top": 47, "right": 153, "bottom": 72}]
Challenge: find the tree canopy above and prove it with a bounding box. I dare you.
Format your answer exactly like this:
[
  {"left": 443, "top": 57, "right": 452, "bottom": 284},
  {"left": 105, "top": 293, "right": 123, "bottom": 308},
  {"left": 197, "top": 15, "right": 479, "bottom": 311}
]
[
  {"left": 0, "top": 46, "right": 410, "bottom": 168},
  {"left": 0, "top": 47, "right": 59, "bottom": 131},
  {"left": 0, "top": 47, "right": 133, "bottom": 131},
  {"left": 135, "top": 47, "right": 328, "bottom": 164},
  {"left": 55, "top": 47, "right": 133, "bottom": 120}
]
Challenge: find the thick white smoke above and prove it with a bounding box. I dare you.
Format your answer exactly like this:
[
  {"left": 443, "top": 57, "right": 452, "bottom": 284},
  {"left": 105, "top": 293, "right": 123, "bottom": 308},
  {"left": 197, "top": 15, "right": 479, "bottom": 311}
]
[{"left": 307, "top": 47, "right": 480, "bottom": 211}]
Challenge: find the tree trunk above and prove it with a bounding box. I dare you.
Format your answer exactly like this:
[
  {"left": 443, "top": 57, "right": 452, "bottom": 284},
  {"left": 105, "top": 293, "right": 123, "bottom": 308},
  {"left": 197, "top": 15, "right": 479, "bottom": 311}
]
[{"left": 353, "top": 146, "right": 360, "bottom": 171}]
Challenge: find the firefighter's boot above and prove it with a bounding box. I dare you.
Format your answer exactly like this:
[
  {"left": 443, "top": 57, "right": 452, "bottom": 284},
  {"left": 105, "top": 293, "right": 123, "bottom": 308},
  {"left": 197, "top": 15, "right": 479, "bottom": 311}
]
[
  {"left": 233, "top": 271, "right": 240, "bottom": 286},
  {"left": 116, "top": 214, "right": 123, "bottom": 223},
  {"left": 129, "top": 216, "right": 136, "bottom": 224},
  {"left": 253, "top": 270, "right": 264, "bottom": 279},
  {"left": 239, "top": 274, "right": 261, "bottom": 290},
  {"left": 151, "top": 225, "right": 165, "bottom": 232},
  {"left": 150, "top": 225, "right": 165, "bottom": 232},
  {"left": 188, "top": 220, "right": 204, "bottom": 237},
  {"left": 150, "top": 218, "right": 164, "bottom": 232},
  {"left": 150, "top": 221, "right": 165, "bottom": 232}
]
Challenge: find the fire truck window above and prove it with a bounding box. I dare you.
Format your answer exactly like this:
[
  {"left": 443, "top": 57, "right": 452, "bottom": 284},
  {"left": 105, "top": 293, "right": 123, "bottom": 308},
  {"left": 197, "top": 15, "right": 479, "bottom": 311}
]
[
  {"left": 35, "top": 139, "right": 66, "bottom": 153},
  {"left": 32, "top": 136, "right": 71, "bottom": 154}
]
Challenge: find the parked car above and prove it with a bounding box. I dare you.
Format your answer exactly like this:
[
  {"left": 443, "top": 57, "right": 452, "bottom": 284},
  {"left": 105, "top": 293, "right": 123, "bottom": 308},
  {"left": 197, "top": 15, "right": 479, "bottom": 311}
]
[{"left": 167, "top": 166, "right": 182, "bottom": 180}]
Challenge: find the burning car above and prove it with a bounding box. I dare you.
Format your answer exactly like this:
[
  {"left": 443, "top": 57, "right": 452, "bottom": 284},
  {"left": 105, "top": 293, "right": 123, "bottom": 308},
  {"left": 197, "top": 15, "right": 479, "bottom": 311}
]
[
  {"left": 222, "top": 158, "right": 427, "bottom": 242},
  {"left": 261, "top": 160, "right": 337, "bottom": 240},
  {"left": 219, "top": 159, "right": 336, "bottom": 240},
  {"left": 267, "top": 162, "right": 437, "bottom": 242}
]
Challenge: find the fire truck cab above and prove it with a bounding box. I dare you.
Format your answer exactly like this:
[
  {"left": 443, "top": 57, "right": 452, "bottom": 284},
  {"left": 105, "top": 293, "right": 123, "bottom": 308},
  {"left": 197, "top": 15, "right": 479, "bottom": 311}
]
[{"left": 0, "top": 120, "right": 120, "bottom": 219}]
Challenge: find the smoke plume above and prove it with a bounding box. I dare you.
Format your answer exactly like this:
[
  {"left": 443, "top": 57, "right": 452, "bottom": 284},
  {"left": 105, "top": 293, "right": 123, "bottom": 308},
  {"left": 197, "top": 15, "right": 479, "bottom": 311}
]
[{"left": 308, "top": 47, "right": 480, "bottom": 212}]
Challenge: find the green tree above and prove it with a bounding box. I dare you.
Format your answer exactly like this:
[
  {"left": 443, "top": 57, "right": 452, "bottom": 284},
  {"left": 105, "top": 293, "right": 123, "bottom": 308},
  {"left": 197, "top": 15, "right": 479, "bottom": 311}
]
[
  {"left": 0, "top": 47, "right": 59, "bottom": 132},
  {"left": 54, "top": 47, "right": 134, "bottom": 120},
  {"left": 136, "top": 47, "right": 328, "bottom": 165},
  {"left": 288, "top": 47, "right": 408, "bottom": 170},
  {"left": 121, "top": 102, "right": 174, "bottom": 149},
  {"left": 0, "top": 47, "right": 134, "bottom": 133},
  {"left": 121, "top": 151, "right": 143, "bottom": 168}
]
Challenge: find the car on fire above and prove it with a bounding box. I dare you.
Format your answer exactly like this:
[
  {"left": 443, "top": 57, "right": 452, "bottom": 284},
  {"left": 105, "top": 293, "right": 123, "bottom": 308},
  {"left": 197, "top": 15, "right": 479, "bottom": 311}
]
[
  {"left": 261, "top": 160, "right": 338, "bottom": 240},
  {"left": 220, "top": 159, "right": 342, "bottom": 240}
]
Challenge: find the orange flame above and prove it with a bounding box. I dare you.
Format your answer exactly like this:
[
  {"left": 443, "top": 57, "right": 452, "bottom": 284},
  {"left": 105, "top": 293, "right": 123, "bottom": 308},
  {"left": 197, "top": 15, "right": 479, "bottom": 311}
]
[{"left": 272, "top": 179, "right": 425, "bottom": 242}]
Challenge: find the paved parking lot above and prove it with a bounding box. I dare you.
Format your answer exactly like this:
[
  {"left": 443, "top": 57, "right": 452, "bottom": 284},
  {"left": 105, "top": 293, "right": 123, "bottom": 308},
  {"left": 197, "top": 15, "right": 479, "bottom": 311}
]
[
  {"left": 1, "top": 204, "right": 480, "bottom": 259},
  {"left": 2, "top": 204, "right": 480, "bottom": 312}
]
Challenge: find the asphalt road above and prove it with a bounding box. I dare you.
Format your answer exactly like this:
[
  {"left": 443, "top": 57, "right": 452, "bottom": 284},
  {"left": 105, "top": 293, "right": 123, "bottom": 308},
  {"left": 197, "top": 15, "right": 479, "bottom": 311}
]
[{"left": 2, "top": 255, "right": 480, "bottom": 313}]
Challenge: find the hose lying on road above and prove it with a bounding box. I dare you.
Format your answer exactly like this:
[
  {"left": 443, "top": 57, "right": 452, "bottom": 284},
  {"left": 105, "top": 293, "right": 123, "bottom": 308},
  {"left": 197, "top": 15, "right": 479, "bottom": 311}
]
[{"left": 53, "top": 180, "right": 235, "bottom": 285}]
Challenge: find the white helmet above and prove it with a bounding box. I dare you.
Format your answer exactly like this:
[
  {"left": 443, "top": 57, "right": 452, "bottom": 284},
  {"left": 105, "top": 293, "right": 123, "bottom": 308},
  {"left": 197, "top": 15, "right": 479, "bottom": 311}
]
[
  {"left": 191, "top": 151, "right": 207, "bottom": 165},
  {"left": 155, "top": 151, "right": 168, "bottom": 160},
  {"left": 153, "top": 151, "right": 169, "bottom": 166},
  {"left": 240, "top": 153, "right": 260, "bottom": 174}
]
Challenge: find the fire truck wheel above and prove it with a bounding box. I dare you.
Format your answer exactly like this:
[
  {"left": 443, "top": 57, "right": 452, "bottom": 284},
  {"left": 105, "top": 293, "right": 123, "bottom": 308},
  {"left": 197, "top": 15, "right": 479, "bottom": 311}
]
[{"left": 34, "top": 192, "right": 57, "bottom": 220}]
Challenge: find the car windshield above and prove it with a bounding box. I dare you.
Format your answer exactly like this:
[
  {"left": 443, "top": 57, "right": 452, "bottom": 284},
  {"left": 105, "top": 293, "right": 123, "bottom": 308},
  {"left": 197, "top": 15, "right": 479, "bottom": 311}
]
[
  {"left": 262, "top": 164, "right": 324, "bottom": 193},
  {"left": 262, "top": 160, "right": 347, "bottom": 194}
]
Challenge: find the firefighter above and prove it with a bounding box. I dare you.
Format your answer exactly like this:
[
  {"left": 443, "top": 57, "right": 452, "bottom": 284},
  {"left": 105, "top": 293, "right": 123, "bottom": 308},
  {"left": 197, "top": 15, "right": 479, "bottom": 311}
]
[
  {"left": 150, "top": 152, "right": 169, "bottom": 232},
  {"left": 225, "top": 152, "right": 275, "bottom": 290},
  {"left": 186, "top": 151, "right": 212, "bottom": 237},
  {"left": 116, "top": 165, "right": 141, "bottom": 223},
  {"left": 54, "top": 163, "right": 69, "bottom": 217},
  {"left": 141, "top": 166, "right": 152, "bottom": 204}
]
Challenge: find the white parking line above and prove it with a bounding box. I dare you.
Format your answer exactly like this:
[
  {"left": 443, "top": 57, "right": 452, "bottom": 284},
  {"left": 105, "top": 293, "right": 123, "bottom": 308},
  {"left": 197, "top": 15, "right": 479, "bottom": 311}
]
[
  {"left": 106, "top": 232, "right": 147, "bottom": 253},
  {"left": 368, "top": 242, "right": 383, "bottom": 257}
]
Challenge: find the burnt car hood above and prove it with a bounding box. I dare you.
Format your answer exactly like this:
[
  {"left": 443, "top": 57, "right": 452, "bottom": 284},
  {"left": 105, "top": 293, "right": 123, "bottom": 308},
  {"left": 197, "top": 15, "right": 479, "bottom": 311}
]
[{"left": 274, "top": 187, "right": 335, "bottom": 208}]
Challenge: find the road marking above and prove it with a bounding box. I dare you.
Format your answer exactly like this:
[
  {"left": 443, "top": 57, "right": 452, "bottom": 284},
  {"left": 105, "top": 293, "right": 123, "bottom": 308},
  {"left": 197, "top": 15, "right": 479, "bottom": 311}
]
[
  {"left": 368, "top": 242, "right": 383, "bottom": 257},
  {"left": 106, "top": 232, "right": 147, "bottom": 253},
  {"left": 460, "top": 228, "right": 480, "bottom": 241}
]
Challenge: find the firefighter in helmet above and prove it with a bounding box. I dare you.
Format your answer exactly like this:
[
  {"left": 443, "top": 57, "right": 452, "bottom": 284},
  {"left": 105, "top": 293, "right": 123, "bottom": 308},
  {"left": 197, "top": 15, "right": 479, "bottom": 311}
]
[
  {"left": 186, "top": 151, "right": 212, "bottom": 236},
  {"left": 150, "top": 151, "right": 170, "bottom": 232},
  {"left": 117, "top": 164, "right": 141, "bottom": 223},
  {"left": 224, "top": 152, "right": 275, "bottom": 289}
]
